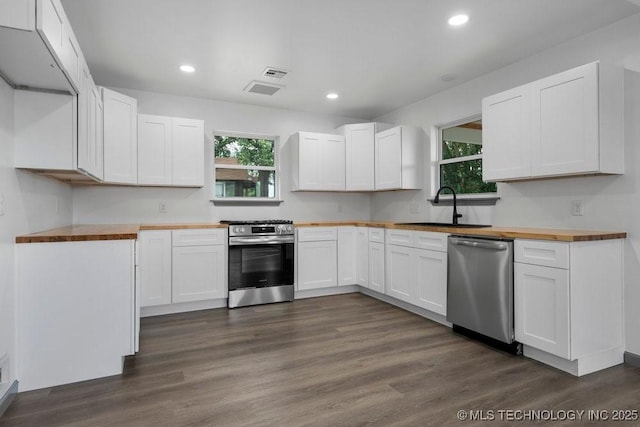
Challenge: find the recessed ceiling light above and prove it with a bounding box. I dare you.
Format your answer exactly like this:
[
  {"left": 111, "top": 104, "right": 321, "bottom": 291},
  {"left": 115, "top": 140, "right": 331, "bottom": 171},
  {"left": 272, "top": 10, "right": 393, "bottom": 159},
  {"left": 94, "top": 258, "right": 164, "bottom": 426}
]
[
  {"left": 448, "top": 14, "right": 469, "bottom": 26},
  {"left": 180, "top": 64, "right": 196, "bottom": 73},
  {"left": 326, "top": 93, "right": 339, "bottom": 100}
]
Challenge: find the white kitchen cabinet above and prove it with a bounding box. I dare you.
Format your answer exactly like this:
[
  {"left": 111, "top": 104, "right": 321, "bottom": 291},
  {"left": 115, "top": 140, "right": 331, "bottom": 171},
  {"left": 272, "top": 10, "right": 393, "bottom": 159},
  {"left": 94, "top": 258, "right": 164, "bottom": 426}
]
[
  {"left": 139, "top": 228, "right": 227, "bottom": 309},
  {"left": 16, "top": 239, "right": 136, "bottom": 391},
  {"left": 138, "top": 230, "right": 172, "bottom": 307},
  {"left": 368, "top": 242, "right": 385, "bottom": 294},
  {"left": 36, "top": 0, "right": 82, "bottom": 91},
  {"left": 172, "top": 118, "right": 205, "bottom": 186},
  {"left": 138, "top": 115, "right": 172, "bottom": 185},
  {"left": 13, "top": 90, "right": 77, "bottom": 170},
  {"left": 386, "top": 244, "right": 413, "bottom": 302},
  {"left": 338, "top": 226, "right": 357, "bottom": 286},
  {"left": 483, "top": 61, "right": 623, "bottom": 181},
  {"left": 384, "top": 229, "right": 448, "bottom": 316},
  {"left": 356, "top": 227, "right": 369, "bottom": 287},
  {"left": 0, "top": 0, "right": 35, "bottom": 30},
  {"left": 291, "top": 132, "right": 346, "bottom": 191},
  {"left": 482, "top": 85, "right": 531, "bottom": 181},
  {"left": 515, "top": 262, "right": 570, "bottom": 358},
  {"left": 514, "top": 238, "right": 624, "bottom": 376},
  {"left": 297, "top": 227, "right": 339, "bottom": 290},
  {"left": 102, "top": 87, "right": 138, "bottom": 184},
  {"left": 172, "top": 244, "right": 226, "bottom": 303},
  {"left": 374, "top": 125, "right": 421, "bottom": 190},
  {"left": 77, "top": 61, "right": 104, "bottom": 180},
  {"left": 335, "top": 122, "right": 392, "bottom": 191}
]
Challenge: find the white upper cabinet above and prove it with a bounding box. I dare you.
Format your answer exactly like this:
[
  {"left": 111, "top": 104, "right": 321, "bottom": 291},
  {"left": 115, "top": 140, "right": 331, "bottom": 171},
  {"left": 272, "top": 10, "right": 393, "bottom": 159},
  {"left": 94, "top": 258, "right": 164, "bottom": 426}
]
[
  {"left": 375, "top": 126, "right": 421, "bottom": 190},
  {"left": 482, "top": 86, "right": 531, "bottom": 181},
  {"left": 291, "top": 132, "right": 346, "bottom": 191},
  {"left": 138, "top": 115, "right": 205, "bottom": 187},
  {"left": 138, "top": 115, "right": 172, "bottom": 185},
  {"left": 336, "top": 123, "right": 392, "bottom": 191},
  {"left": 102, "top": 87, "right": 138, "bottom": 184},
  {"left": 171, "top": 118, "right": 205, "bottom": 186},
  {"left": 77, "top": 61, "right": 104, "bottom": 180},
  {"left": 0, "top": 0, "right": 35, "bottom": 30},
  {"left": 482, "top": 61, "right": 623, "bottom": 181}
]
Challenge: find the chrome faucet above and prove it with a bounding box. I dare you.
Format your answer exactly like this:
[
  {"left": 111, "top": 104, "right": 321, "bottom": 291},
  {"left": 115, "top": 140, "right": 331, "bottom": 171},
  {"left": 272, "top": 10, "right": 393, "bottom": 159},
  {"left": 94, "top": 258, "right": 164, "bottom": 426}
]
[{"left": 433, "top": 186, "right": 462, "bottom": 225}]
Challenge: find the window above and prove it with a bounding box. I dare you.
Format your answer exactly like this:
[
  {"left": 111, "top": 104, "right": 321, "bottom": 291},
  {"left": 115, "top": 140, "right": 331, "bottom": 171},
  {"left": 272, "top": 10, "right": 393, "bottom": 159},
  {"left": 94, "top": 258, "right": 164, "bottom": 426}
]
[
  {"left": 437, "top": 118, "right": 496, "bottom": 196},
  {"left": 213, "top": 132, "right": 278, "bottom": 200}
]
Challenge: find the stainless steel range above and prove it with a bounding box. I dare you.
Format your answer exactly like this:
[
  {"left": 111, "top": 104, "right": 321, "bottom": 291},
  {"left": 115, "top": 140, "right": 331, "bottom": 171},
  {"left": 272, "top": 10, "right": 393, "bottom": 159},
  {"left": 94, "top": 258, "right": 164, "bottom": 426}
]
[{"left": 221, "top": 220, "right": 295, "bottom": 308}]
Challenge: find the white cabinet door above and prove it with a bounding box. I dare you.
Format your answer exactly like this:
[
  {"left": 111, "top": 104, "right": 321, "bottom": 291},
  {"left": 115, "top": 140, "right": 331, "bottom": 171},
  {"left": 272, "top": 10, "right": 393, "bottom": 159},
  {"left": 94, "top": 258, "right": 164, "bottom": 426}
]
[
  {"left": 385, "top": 245, "right": 413, "bottom": 303},
  {"left": 139, "top": 231, "right": 172, "bottom": 307},
  {"left": 375, "top": 127, "right": 402, "bottom": 190},
  {"left": 356, "top": 227, "right": 369, "bottom": 288},
  {"left": 138, "top": 115, "right": 172, "bottom": 185},
  {"left": 0, "top": 0, "right": 35, "bottom": 30},
  {"left": 78, "top": 78, "right": 104, "bottom": 179},
  {"left": 338, "top": 227, "right": 357, "bottom": 286},
  {"left": 297, "top": 241, "right": 338, "bottom": 290},
  {"left": 102, "top": 87, "right": 138, "bottom": 184},
  {"left": 482, "top": 85, "right": 531, "bottom": 181},
  {"left": 293, "top": 132, "right": 345, "bottom": 191},
  {"left": 297, "top": 133, "right": 322, "bottom": 189},
  {"left": 344, "top": 123, "right": 375, "bottom": 191},
  {"left": 368, "top": 242, "right": 385, "bottom": 293},
  {"left": 172, "top": 117, "right": 204, "bottom": 186},
  {"left": 37, "top": 0, "right": 64, "bottom": 58},
  {"left": 531, "top": 62, "right": 599, "bottom": 177},
  {"left": 415, "top": 248, "right": 447, "bottom": 315},
  {"left": 172, "top": 245, "right": 226, "bottom": 303},
  {"left": 515, "top": 262, "right": 570, "bottom": 359},
  {"left": 322, "top": 134, "right": 346, "bottom": 190}
]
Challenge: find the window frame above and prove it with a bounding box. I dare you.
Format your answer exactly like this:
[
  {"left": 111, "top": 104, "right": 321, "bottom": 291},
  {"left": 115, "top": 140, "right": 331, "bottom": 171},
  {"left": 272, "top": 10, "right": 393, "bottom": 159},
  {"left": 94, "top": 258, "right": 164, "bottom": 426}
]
[
  {"left": 211, "top": 130, "right": 282, "bottom": 203},
  {"left": 430, "top": 114, "right": 498, "bottom": 205}
]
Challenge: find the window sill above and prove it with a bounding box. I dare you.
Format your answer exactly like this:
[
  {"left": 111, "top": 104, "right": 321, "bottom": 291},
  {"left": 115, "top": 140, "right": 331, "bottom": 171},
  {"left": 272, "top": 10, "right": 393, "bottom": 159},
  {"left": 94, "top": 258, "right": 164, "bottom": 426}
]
[
  {"left": 211, "top": 198, "right": 284, "bottom": 206},
  {"left": 427, "top": 195, "right": 500, "bottom": 206}
]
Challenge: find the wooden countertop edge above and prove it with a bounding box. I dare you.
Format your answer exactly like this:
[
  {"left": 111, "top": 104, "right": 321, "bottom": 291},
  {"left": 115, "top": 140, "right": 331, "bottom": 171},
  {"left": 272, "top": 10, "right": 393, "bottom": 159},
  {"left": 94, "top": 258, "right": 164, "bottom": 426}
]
[{"left": 16, "top": 221, "right": 627, "bottom": 243}]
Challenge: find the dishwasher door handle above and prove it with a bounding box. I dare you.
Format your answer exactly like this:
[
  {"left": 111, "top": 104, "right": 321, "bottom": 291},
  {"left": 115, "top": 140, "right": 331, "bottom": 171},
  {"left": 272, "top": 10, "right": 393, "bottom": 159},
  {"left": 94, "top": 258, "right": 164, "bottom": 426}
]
[{"left": 450, "top": 239, "right": 509, "bottom": 251}]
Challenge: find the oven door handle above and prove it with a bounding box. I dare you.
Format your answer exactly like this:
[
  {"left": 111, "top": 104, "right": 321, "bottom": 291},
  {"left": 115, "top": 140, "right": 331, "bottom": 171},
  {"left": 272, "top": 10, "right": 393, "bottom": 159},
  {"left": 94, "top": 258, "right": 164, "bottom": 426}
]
[{"left": 229, "top": 235, "right": 295, "bottom": 246}]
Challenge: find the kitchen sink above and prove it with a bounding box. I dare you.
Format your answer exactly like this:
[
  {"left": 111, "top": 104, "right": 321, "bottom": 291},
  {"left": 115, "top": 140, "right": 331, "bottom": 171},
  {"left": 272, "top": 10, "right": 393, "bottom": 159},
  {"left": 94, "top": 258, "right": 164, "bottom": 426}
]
[{"left": 398, "top": 222, "right": 492, "bottom": 228}]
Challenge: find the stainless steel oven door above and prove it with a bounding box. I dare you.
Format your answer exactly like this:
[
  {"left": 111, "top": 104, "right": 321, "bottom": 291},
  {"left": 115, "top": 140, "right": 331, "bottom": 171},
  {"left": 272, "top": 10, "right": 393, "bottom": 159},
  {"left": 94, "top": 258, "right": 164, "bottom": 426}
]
[{"left": 228, "top": 236, "right": 294, "bottom": 291}]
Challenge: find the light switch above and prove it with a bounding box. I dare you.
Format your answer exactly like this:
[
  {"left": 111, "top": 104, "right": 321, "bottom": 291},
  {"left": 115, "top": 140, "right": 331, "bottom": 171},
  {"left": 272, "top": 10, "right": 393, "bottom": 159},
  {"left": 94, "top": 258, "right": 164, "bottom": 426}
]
[
  {"left": 159, "top": 201, "right": 168, "bottom": 213},
  {"left": 571, "top": 200, "right": 584, "bottom": 216}
]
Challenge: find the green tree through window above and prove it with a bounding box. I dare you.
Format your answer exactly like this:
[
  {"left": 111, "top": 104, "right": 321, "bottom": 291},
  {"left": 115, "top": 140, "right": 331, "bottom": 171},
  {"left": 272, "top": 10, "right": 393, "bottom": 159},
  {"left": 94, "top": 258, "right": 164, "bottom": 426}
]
[
  {"left": 439, "top": 120, "right": 496, "bottom": 195},
  {"left": 214, "top": 135, "right": 277, "bottom": 198}
]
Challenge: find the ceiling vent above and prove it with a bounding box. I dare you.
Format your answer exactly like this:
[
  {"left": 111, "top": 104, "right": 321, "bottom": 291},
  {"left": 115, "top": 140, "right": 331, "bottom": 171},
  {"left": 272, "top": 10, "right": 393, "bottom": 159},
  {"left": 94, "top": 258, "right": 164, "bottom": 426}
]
[
  {"left": 262, "top": 67, "right": 289, "bottom": 79},
  {"left": 244, "top": 80, "right": 284, "bottom": 96}
]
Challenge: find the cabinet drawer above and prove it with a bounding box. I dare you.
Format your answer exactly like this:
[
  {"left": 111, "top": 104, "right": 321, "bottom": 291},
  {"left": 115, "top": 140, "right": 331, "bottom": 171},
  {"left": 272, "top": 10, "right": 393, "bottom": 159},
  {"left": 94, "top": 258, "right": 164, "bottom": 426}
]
[
  {"left": 414, "top": 231, "right": 449, "bottom": 252},
  {"left": 515, "top": 239, "right": 569, "bottom": 269},
  {"left": 385, "top": 229, "right": 414, "bottom": 247},
  {"left": 172, "top": 228, "right": 226, "bottom": 247},
  {"left": 297, "top": 227, "right": 337, "bottom": 242},
  {"left": 369, "top": 227, "right": 385, "bottom": 243}
]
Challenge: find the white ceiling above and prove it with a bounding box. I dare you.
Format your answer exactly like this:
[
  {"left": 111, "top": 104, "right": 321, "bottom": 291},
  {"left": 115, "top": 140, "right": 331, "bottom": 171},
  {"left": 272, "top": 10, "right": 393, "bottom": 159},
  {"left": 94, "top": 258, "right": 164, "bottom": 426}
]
[{"left": 61, "top": 0, "right": 640, "bottom": 120}]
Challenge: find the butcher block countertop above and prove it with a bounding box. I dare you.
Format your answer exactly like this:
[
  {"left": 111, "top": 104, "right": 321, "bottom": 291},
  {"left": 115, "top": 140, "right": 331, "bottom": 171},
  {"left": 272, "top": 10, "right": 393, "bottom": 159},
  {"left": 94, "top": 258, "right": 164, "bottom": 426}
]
[
  {"left": 295, "top": 222, "right": 627, "bottom": 242},
  {"left": 17, "top": 222, "right": 626, "bottom": 243}
]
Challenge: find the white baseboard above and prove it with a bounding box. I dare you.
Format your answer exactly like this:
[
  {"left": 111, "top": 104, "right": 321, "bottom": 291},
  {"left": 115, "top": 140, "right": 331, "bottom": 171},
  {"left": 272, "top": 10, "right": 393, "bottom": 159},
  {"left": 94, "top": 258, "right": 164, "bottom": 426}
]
[
  {"left": 359, "top": 287, "right": 451, "bottom": 327},
  {"left": 523, "top": 345, "right": 624, "bottom": 376},
  {"left": 0, "top": 380, "right": 18, "bottom": 418},
  {"left": 141, "top": 299, "right": 228, "bottom": 317},
  {"left": 294, "top": 285, "right": 359, "bottom": 299}
]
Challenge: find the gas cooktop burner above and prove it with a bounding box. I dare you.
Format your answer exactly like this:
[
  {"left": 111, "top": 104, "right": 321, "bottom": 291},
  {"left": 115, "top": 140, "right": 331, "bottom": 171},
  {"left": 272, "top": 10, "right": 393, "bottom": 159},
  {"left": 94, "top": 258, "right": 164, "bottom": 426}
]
[{"left": 220, "top": 219, "right": 293, "bottom": 225}]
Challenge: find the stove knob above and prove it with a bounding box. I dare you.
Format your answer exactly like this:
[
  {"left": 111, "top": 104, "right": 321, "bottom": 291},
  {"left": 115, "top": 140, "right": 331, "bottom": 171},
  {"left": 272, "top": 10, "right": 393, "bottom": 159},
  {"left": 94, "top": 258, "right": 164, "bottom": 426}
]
[
  {"left": 239, "top": 226, "right": 246, "bottom": 234},
  {"left": 285, "top": 225, "right": 293, "bottom": 233}
]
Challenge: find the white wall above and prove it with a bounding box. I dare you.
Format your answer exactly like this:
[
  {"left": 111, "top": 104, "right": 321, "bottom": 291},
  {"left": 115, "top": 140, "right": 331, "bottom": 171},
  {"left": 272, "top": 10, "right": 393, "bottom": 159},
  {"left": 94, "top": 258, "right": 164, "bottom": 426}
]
[
  {"left": 373, "top": 14, "right": 640, "bottom": 354},
  {"left": 0, "top": 79, "right": 73, "bottom": 396},
  {"left": 72, "top": 89, "right": 370, "bottom": 223}
]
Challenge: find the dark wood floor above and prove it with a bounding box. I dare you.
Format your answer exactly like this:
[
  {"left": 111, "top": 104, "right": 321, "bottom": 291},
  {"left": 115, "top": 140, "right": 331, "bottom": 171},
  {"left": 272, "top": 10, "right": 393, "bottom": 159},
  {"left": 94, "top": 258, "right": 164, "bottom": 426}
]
[{"left": 2, "top": 293, "right": 640, "bottom": 426}]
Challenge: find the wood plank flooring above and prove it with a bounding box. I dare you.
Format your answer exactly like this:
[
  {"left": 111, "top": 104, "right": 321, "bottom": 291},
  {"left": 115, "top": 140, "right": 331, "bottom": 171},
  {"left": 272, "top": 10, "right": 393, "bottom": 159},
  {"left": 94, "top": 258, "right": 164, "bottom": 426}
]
[{"left": 2, "top": 293, "right": 640, "bottom": 426}]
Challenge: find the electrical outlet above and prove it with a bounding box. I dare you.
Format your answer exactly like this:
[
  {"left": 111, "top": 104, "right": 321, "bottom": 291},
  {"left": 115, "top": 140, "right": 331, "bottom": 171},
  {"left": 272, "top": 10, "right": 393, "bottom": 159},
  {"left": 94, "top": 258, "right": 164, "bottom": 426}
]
[
  {"left": 409, "top": 202, "right": 419, "bottom": 214},
  {"left": 159, "top": 201, "right": 168, "bottom": 214},
  {"left": 337, "top": 203, "right": 343, "bottom": 213},
  {"left": 571, "top": 200, "right": 584, "bottom": 216}
]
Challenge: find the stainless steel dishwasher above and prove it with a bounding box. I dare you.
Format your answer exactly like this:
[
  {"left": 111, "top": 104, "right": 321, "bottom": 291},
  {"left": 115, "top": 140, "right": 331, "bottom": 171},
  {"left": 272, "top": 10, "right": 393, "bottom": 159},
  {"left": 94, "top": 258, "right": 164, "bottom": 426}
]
[{"left": 447, "top": 235, "right": 520, "bottom": 353}]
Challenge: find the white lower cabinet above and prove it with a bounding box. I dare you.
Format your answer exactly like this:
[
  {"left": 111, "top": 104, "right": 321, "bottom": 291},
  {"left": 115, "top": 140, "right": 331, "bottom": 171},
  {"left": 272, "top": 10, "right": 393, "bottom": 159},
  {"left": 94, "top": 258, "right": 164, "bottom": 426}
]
[
  {"left": 368, "top": 241, "right": 385, "bottom": 293},
  {"left": 172, "top": 244, "right": 226, "bottom": 303},
  {"left": 138, "top": 228, "right": 227, "bottom": 309},
  {"left": 355, "top": 227, "right": 369, "bottom": 287},
  {"left": 296, "top": 227, "right": 338, "bottom": 290},
  {"left": 338, "top": 226, "right": 357, "bottom": 286},
  {"left": 385, "top": 229, "right": 448, "bottom": 316},
  {"left": 16, "top": 239, "right": 136, "bottom": 391},
  {"left": 514, "top": 238, "right": 624, "bottom": 376}
]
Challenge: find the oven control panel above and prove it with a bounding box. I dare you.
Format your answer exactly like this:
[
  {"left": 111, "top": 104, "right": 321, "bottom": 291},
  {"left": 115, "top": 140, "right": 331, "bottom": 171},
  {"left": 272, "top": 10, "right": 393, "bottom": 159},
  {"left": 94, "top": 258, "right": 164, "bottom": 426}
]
[{"left": 227, "top": 223, "right": 294, "bottom": 237}]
